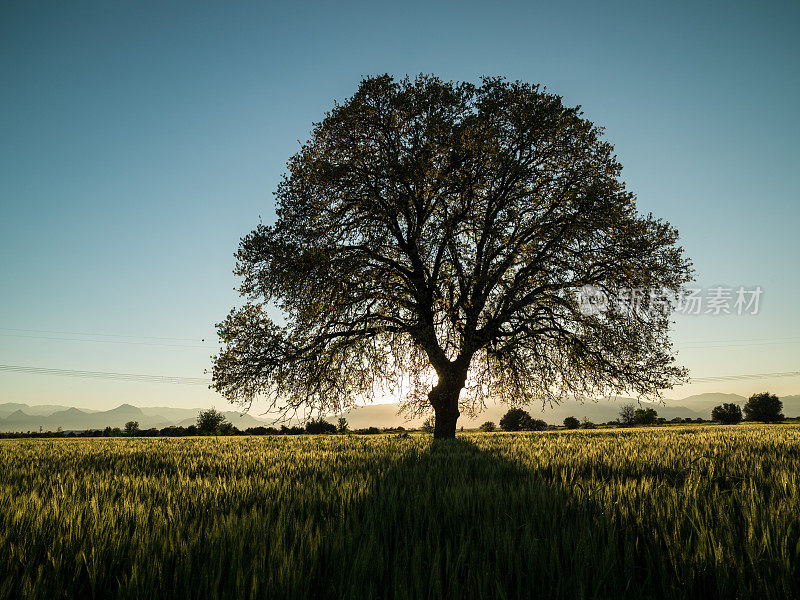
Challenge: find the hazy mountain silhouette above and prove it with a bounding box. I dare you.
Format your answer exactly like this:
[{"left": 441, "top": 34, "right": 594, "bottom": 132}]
[
  {"left": 0, "top": 403, "right": 269, "bottom": 432},
  {"left": 0, "top": 402, "right": 100, "bottom": 418}
]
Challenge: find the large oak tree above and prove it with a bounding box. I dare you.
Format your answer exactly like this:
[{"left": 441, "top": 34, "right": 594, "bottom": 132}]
[{"left": 212, "top": 75, "right": 693, "bottom": 438}]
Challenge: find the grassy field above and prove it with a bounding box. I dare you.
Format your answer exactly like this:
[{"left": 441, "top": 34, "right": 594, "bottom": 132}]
[{"left": 1, "top": 426, "right": 799, "bottom": 599}]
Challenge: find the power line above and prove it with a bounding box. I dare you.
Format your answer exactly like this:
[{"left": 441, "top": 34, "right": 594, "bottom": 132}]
[
  {"left": 1, "top": 363, "right": 797, "bottom": 387},
  {"left": 689, "top": 370, "right": 800, "bottom": 383},
  {"left": 0, "top": 333, "right": 210, "bottom": 349},
  {"left": 0, "top": 365, "right": 211, "bottom": 385}
]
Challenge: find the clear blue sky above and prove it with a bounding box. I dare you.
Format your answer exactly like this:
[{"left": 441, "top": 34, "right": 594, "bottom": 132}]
[{"left": 1, "top": 0, "right": 798, "bottom": 410}]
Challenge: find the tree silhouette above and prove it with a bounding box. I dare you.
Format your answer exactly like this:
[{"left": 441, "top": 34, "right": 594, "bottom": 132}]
[
  {"left": 124, "top": 421, "right": 139, "bottom": 437},
  {"left": 618, "top": 403, "right": 636, "bottom": 427},
  {"left": 500, "top": 408, "right": 533, "bottom": 431},
  {"left": 305, "top": 418, "right": 337, "bottom": 434},
  {"left": 213, "top": 75, "right": 692, "bottom": 438},
  {"left": 196, "top": 408, "right": 227, "bottom": 435},
  {"left": 743, "top": 392, "right": 783, "bottom": 423},
  {"left": 711, "top": 403, "right": 742, "bottom": 424},
  {"left": 633, "top": 407, "right": 658, "bottom": 426},
  {"left": 337, "top": 417, "right": 349, "bottom": 434}
]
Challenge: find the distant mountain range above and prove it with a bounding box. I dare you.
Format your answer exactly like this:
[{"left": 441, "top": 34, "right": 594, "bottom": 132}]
[
  {"left": 0, "top": 403, "right": 271, "bottom": 433},
  {"left": 1, "top": 393, "right": 797, "bottom": 433}
]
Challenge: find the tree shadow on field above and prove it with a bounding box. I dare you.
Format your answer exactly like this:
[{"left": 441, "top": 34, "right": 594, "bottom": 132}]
[
  {"left": 262, "top": 437, "right": 696, "bottom": 600},
  {"left": 297, "top": 435, "right": 796, "bottom": 600},
  {"left": 314, "top": 437, "right": 609, "bottom": 600}
]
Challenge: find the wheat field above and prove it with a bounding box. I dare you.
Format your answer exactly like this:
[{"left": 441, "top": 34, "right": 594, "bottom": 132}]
[{"left": 1, "top": 425, "right": 798, "bottom": 599}]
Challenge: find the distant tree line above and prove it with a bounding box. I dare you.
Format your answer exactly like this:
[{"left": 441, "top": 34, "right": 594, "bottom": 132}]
[
  {"left": 0, "top": 392, "right": 789, "bottom": 439},
  {"left": 0, "top": 412, "right": 411, "bottom": 439},
  {"left": 478, "top": 410, "right": 599, "bottom": 432},
  {"left": 468, "top": 391, "right": 789, "bottom": 434}
]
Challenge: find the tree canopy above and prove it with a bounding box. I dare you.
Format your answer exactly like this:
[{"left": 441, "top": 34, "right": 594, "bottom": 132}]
[
  {"left": 712, "top": 403, "right": 743, "bottom": 425},
  {"left": 212, "top": 74, "right": 692, "bottom": 438},
  {"left": 743, "top": 393, "right": 783, "bottom": 423},
  {"left": 618, "top": 403, "right": 636, "bottom": 427},
  {"left": 633, "top": 407, "right": 658, "bottom": 426},
  {"left": 196, "top": 408, "right": 228, "bottom": 435},
  {"left": 499, "top": 408, "right": 546, "bottom": 432}
]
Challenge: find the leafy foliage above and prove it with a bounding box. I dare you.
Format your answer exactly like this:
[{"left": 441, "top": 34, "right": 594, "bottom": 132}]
[
  {"left": 213, "top": 75, "right": 692, "bottom": 436},
  {"left": 633, "top": 407, "right": 658, "bottom": 426},
  {"left": 196, "top": 408, "right": 228, "bottom": 435},
  {"left": 527, "top": 418, "right": 548, "bottom": 431},
  {"left": 500, "top": 408, "right": 529, "bottom": 431},
  {"left": 305, "top": 418, "right": 337, "bottom": 434},
  {"left": 123, "top": 421, "right": 139, "bottom": 436},
  {"left": 499, "top": 408, "right": 546, "bottom": 431},
  {"left": 563, "top": 416, "right": 580, "bottom": 429},
  {"left": 618, "top": 403, "right": 636, "bottom": 427},
  {"left": 478, "top": 421, "right": 496, "bottom": 432},
  {"left": 337, "top": 417, "right": 349, "bottom": 434},
  {"left": 712, "top": 403, "right": 743, "bottom": 425},
  {"left": 743, "top": 392, "right": 783, "bottom": 423}
]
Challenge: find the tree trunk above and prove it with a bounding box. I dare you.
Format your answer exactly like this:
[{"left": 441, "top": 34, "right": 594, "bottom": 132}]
[{"left": 429, "top": 374, "right": 464, "bottom": 439}]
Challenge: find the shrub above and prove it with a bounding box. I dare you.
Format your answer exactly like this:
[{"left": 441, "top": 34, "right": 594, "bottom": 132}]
[
  {"left": 711, "top": 403, "right": 742, "bottom": 425},
  {"left": 160, "top": 426, "right": 187, "bottom": 436},
  {"left": 305, "top": 419, "right": 336, "bottom": 434},
  {"left": 527, "top": 418, "right": 548, "bottom": 431},
  {"left": 479, "top": 421, "right": 496, "bottom": 432},
  {"left": 244, "top": 426, "right": 272, "bottom": 435},
  {"left": 420, "top": 417, "right": 434, "bottom": 434},
  {"left": 355, "top": 427, "right": 381, "bottom": 435},
  {"left": 280, "top": 425, "right": 305, "bottom": 435},
  {"left": 218, "top": 422, "right": 238, "bottom": 436}
]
